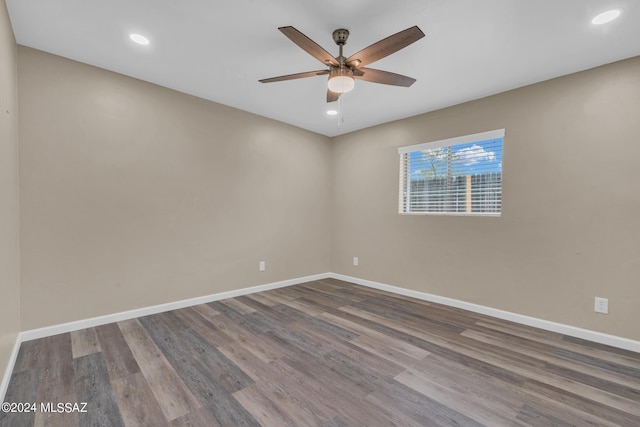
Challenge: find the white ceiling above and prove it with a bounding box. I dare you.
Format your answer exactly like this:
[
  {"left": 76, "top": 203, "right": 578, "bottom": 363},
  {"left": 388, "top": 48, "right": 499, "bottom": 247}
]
[{"left": 6, "top": 0, "right": 640, "bottom": 137}]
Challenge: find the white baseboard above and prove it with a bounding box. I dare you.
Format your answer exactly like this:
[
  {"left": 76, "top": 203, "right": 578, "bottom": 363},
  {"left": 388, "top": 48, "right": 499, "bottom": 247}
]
[
  {"left": 3, "top": 270, "right": 638, "bottom": 400},
  {"left": 331, "top": 273, "right": 640, "bottom": 353},
  {"left": 0, "top": 332, "right": 22, "bottom": 402},
  {"left": 2, "top": 273, "right": 330, "bottom": 398},
  {"left": 21, "top": 272, "right": 332, "bottom": 342}
]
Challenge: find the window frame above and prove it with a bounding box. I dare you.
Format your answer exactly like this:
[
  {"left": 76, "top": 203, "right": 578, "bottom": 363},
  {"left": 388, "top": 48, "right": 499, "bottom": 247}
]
[{"left": 398, "top": 129, "right": 505, "bottom": 217}]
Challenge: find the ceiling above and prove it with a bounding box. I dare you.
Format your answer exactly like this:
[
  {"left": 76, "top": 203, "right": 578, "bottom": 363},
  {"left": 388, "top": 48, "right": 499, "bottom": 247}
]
[{"left": 6, "top": 0, "right": 640, "bottom": 137}]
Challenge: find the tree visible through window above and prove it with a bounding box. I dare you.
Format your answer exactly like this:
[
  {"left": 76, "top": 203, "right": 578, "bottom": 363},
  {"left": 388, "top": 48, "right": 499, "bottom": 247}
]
[{"left": 398, "top": 129, "right": 504, "bottom": 215}]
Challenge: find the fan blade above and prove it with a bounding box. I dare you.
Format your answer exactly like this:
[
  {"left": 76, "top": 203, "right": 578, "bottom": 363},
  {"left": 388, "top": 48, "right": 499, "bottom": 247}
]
[
  {"left": 355, "top": 68, "right": 416, "bottom": 87},
  {"left": 346, "top": 26, "right": 424, "bottom": 68},
  {"left": 259, "top": 70, "right": 329, "bottom": 83},
  {"left": 279, "top": 26, "right": 340, "bottom": 66},
  {"left": 327, "top": 90, "right": 340, "bottom": 103}
]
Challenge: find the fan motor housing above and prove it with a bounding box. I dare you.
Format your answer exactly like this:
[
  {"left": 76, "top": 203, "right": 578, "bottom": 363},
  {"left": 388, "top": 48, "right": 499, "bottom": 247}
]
[{"left": 332, "top": 29, "right": 349, "bottom": 45}]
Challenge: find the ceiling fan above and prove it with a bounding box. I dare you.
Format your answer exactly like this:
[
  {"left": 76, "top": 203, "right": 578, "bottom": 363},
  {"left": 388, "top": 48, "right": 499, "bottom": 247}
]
[{"left": 259, "top": 26, "right": 425, "bottom": 102}]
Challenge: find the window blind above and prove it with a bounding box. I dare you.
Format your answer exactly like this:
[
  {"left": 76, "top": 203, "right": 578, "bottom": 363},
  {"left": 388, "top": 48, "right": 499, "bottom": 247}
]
[{"left": 399, "top": 129, "right": 504, "bottom": 215}]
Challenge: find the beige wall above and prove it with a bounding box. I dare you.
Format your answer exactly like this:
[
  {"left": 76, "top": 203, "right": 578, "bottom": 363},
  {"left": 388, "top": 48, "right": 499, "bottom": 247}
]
[
  {"left": 332, "top": 56, "right": 640, "bottom": 341},
  {"left": 0, "top": 0, "right": 20, "bottom": 382},
  {"left": 13, "top": 41, "right": 640, "bottom": 343},
  {"left": 18, "top": 47, "right": 331, "bottom": 329}
]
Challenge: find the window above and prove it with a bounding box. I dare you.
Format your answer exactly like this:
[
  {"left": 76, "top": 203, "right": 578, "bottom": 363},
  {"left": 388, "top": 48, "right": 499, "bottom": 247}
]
[{"left": 399, "top": 129, "right": 504, "bottom": 216}]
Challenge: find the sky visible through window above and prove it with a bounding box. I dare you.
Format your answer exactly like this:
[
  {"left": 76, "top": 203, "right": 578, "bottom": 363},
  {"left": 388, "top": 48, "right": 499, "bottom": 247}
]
[{"left": 409, "top": 137, "right": 503, "bottom": 180}]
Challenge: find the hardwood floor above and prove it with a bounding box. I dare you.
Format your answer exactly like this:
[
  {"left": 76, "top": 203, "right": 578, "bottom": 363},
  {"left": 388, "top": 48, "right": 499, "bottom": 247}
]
[{"left": 2, "top": 278, "right": 639, "bottom": 426}]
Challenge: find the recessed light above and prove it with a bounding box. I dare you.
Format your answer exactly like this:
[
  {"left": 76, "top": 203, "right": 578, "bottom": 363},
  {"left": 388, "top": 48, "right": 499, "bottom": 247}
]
[
  {"left": 592, "top": 9, "right": 621, "bottom": 25},
  {"left": 129, "top": 33, "right": 150, "bottom": 45},
  {"left": 327, "top": 110, "right": 338, "bottom": 116}
]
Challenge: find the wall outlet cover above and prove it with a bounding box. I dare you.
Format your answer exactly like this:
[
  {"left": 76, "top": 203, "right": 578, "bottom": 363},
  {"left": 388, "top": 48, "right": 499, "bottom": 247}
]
[{"left": 594, "top": 297, "right": 608, "bottom": 314}]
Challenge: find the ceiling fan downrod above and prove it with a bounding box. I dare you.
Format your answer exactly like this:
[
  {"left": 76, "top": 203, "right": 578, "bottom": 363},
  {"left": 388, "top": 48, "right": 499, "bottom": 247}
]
[{"left": 332, "top": 29, "right": 349, "bottom": 67}]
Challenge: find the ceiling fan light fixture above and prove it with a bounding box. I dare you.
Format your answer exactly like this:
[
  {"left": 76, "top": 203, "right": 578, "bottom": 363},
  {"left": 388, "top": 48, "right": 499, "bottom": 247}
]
[{"left": 328, "top": 67, "right": 355, "bottom": 93}]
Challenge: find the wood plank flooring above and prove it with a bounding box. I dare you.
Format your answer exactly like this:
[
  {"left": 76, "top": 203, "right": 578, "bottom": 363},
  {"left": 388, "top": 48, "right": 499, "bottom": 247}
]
[{"left": 2, "top": 278, "right": 639, "bottom": 426}]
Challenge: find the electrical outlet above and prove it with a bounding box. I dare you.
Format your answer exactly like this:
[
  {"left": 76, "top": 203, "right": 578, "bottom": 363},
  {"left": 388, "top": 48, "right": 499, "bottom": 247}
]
[
  {"left": 594, "top": 297, "right": 608, "bottom": 314},
  {"left": 353, "top": 257, "right": 359, "bottom": 266},
  {"left": 259, "top": 261, "right": 265, "bottom": 272}
]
